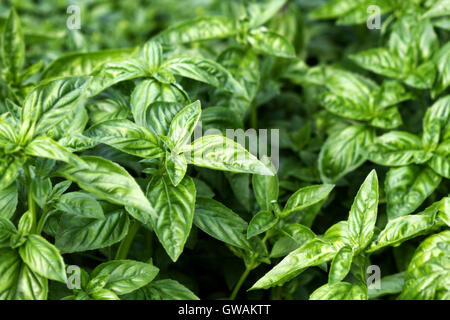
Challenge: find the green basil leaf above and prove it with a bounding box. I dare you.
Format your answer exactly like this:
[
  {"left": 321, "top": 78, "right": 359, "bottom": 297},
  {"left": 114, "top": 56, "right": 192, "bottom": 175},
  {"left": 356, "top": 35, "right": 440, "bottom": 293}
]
[
  {"left": 281, "top": 224, "right": 316, "bottom": 246},
  {"left": 163, "top": 56, "right": 245, "bottom": 94},
  {"left": 130, "top": 80, "right": 189, "bottom": 129},
  {"left": 87, "top": 60, "right": 147, "bottom": 97},
  {"left": 423, "top": 95, "right": 450, "bottom": 151},
  {"left": 318, "top": 92, "right": 373, "bottom": 121},
  {"left": 55, "top": 156, "right": 155, "bottom": 223},
  {"left": 252, "top": 163, "right": 279, "bottom": 211},
  {"left": 84, "top": 119, "right": 165, "bottom": 159},
  {"left": 91, "top": 260, "right": 159, "bottom": 295},
  {"left": 56, "top": 192, "right": 104, "bottom": 219},
  {"left": 41, "top": 48, "right": 135, "bottom": 79},
  {"left": 328, "top": 246, "right": 353, "bottom": 284},
  {"left": 0, "top": 182, "right": 18, "bottom": 219},
  {"left": 194, "top": 197, "right": 250, "bottom": 250},
  {"left": 248, "top": 0, "right": 288, "bottom": 27},
  {"left": 19, "top": 234, "right": 66, "bottom": 283},
  {"left": 432, "top": 42, "right": 450, "bottom": 97},
  {"left": 374, "top": 80, "right": 414, "bottom": 110},
  {"left": 0, "top": 248, "right": 48, "bottom": 300},
  {"left": 146, "top": 175, "right": 195, "bottom": 262},
  {"left": 251, "top": 238, "right": 337, "bottom": 290},
  {"left": 0, "top": 118, "right": 17, "bottom": 146},
  {"left": 310, "top": 282, "right": 367, "bottom": 300},
  {"left": 385, "top": 165, "right": 442, "bottom": 220},
  {"left": 368, "top": 272, "right": 405, "bottom": 299},
  {"left": 154, "top": 17, "right": 236, "bottom": 44},
  {"left": 0, "top": 217, "right": 16, "bottom": 248},
  {"left": 247, "top": 210, "right": 278, "bottom": 239},
  {"left": 140, "top": 41, "right": 162, "bottom": 72},
  {"left": 189, "top": 135, "right": 274, "bottom": 176},
  {"left": 428, "top": 140, "right": 450, "bottom": 178},
  {"left": 368, "top": 214, "right": 438, "bottom": 253},
  {"left": 20, "top": 77, "right": 88, "bottom": 140},
  {"left": 366, "top": 131, "right": 431, "bottom": 166},
  {"left": 55, "top": 208, "right": 129, "bottom": 253},
  {"left": 247, "top": 27, "right": 296, "bottom": 58},
  {"left": 144, "top": 279, "right": 199, "bottom": 300},
  {"left": 168, "top": 100, "right": 201, "bottom": 150},
  {"left": 89, "top": 288, "right": 120, "bottom": 300},
  {"left": 25, "top": 136, "right": 85, "bottom": 166},
  {"left": 282, "top": 184, "right": 334, "bottom": 217},
  {"left": 349, "top": 48, "right": 403, "bottom": 79},
  {"left": 30, "top": 177, "right": 51, "bottom": 209},
  {"left": 319, "top": 125, "right": 374, "bottom": 183},
  {"left": 0, "top": 155, "right": 26, "bottom": 191},
  {"left": 399, "top": 231, "right": 450, "bottom": 300},
  {"left": 347, "top": 170, "right": 379, "bottom": 251},
  {"left": 165, "top": 151, "right": 187, "bottom": 187},
  {"left": 370, "top": 106, "right": 403, "bottom": 129}
]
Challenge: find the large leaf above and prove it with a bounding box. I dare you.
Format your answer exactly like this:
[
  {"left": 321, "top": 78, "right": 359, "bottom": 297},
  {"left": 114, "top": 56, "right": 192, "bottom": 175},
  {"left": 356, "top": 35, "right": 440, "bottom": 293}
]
[
  {"left": 247, "top": 210, "right": 278, "bottom": 239},
  {"left": 385, "top": 166, "right": 442, "bottom": 220},
  {"left": 55, "top": 156, "right": 155, "bottom": 223},
  {"left": 310, "top": 282, "right": 367, "bottom": 300},
  {"left": 0, "top": 182, "right": 18, "bottom": 219},
  {"left": 282, "top": 184, "right": 334, "bottom": 217},
  {"left": 55, "top": 208, "right": 129, "bottom": 253},
  {"left": 252, "top": 166, "right": 279, "bottom": 211},
  {"left": 146, "top": 175, "right": 195, "bottom": 262},
  {"left": 423, "top": 95, "right": 450, "bottom": 151},
  {"left": 194, "top": 197, "right": 250, "bottom": 250},
  {"left": 319, "top": 125, "right": 374, "bottom": 183},
  {"left": 368, "top": 202, "right": 442, "bottom": 252},
  {"left": 91, "top": 260, "right": 159, "bottom": 295},
  {"left": 248, "top": 0, "right": 288, "bottom": 27},
  {"left": 0, "top": 155, "right": 26, "bottom": 191},
  {"left": 168, "top": 101, "right": 201, "bottom": 150},
  {"left": 56, "top": 192, "right": 104, "bottom": 219},
  {"left": 349, "top": 48, "right": 403, "bottom": 79},
  {"left": 20, "top": 77, "right": 88, "bottom": 140},
  {"left": 247, "top": 27, "right": 296, "bottom": 58},
  {"left": 366, "top": 131, "right": 431, "bottom": 166},
  {"left": 84, "top": 119, "right": 164, "bottom": 159},
  {"left": 399, "top": 231, "right": 450, "bottom": 300},
  {"left": 163, "top": 56, "right": 245, "bottom": 94},
  {"left": 0, "top": 248, "right": 48, "bottom": 300},
  {"left": 87, "top": 60, "right": 147, "bottom": 97},
  {"left": 19, "top": 234, "right": 66, "bottom": 283},
  {"left": 132, "top": 279, "right": 199, "bottom": 300},
  {"left": 433, "top": 42, "right": 450, "bottom": 97},
  {"left": 328, "top": 246, "right": 353, "bottom": 284},
  {"left": 368, "top": 272, "right": 405, "bottom": 299},
  {"left": 347, "top": 170, "right": 378, "bottom": 251},
  {"left": 25, "top": 136, "right": 85, "bottom": 166},
  {"left": 188, "top": 135, "right": 274, "bottom": 175},
  {"left": 41, "top": 48, "right": 135, "bottom": 79},
  {"left": 251, "top": 238, "right": 337, "bottom": 290},
  {"left": 153, "top": 17, "right": 236, "bottom": 44},
  {"left": 318, "top": 92, "right": 373, "bottom": 121},
  {"left": 428, "top": 140, "right": 450, "bottom": 178}
]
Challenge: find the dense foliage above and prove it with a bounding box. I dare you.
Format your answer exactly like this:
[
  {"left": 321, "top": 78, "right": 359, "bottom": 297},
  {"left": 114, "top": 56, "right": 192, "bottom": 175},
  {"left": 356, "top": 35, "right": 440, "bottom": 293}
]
[{"left": 0, "top": 0, "right": 449, "bottom": 300}]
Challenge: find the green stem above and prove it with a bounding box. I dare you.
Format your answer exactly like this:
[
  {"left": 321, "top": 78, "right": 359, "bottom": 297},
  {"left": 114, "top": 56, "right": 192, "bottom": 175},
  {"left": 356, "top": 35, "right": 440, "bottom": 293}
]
[
  {"left": 229, "top": 229, "right": 273, "bottom": 299},
  {"left": 229, "top": 264, "right": 252, "bottom": 300},
  {"left": 36, "top": 207, "right": 49, "bottom": 234},
  {"left": 24, "top": 165, "right": 37, "bottom": 233},
  {"left": 115, "top": 220, "right": 141, "bottom": 260}
]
